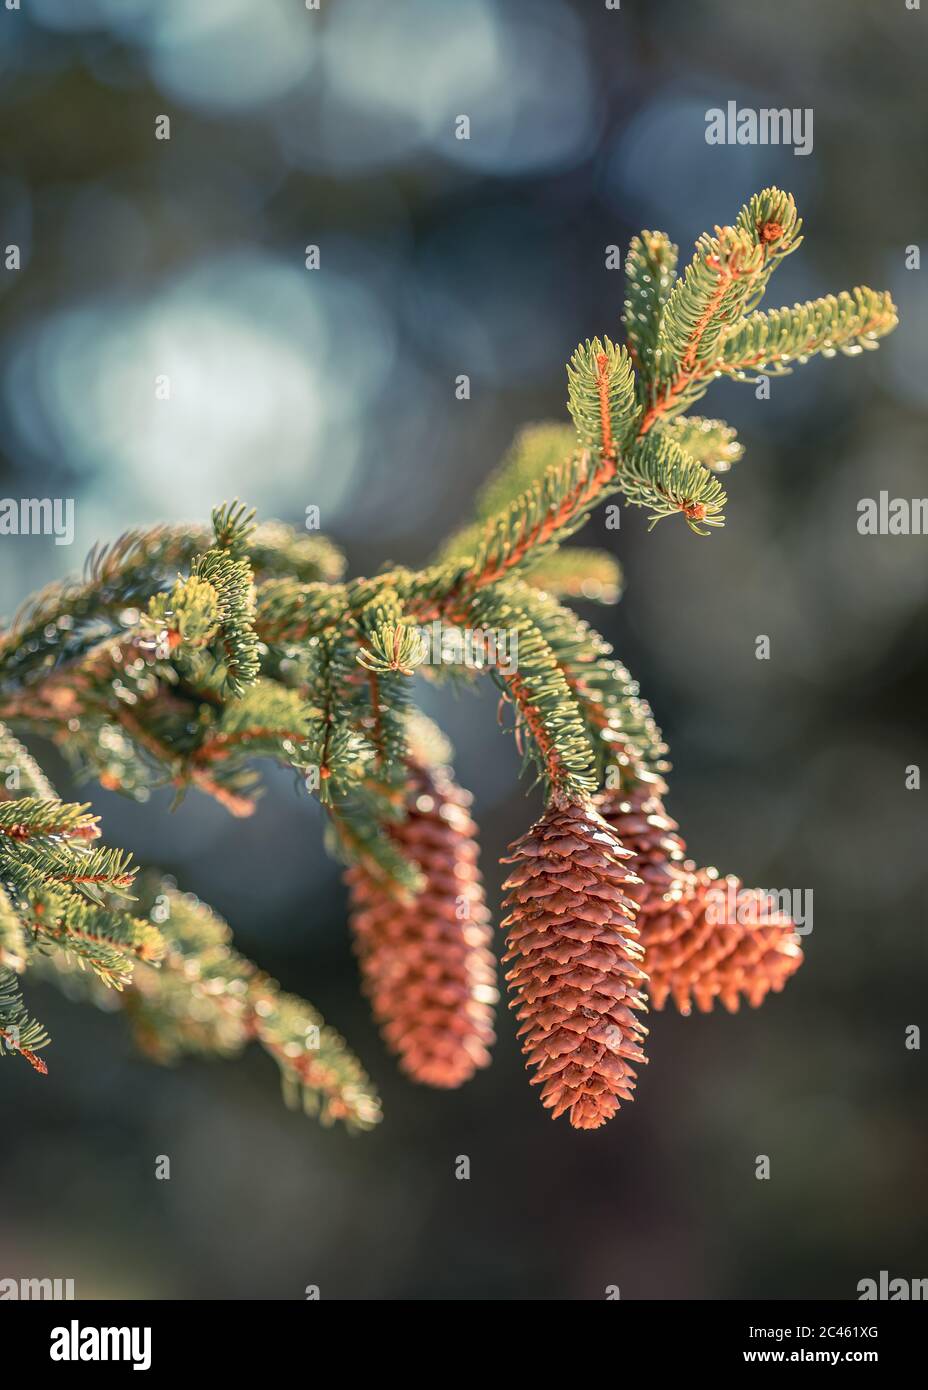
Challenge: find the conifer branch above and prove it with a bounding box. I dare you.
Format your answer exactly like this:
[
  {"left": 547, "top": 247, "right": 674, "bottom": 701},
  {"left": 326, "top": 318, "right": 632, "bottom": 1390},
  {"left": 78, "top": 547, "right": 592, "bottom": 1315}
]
[
  {"left": 623, "top": 231, "right": 678, "bottom": 387},
  {"left": 468, "top": 589, "right": 598, "bottom": 797},
  {"left": 567, "top": 337, "right": 638, "bottom": 458},
  {"left": 0, "top": 798, "right": 99, "bottom": 843},
  {"left": 0, "top": 524, "right": 342, "bottom": 689},
  {"left": 440, "top": 449, "right": 622, "bottom": 597},
  {"left": 0, "top": 186, "right": 898, "bottom": 1132},
  {"left": 0, "top": 724, "right": 377, "bottom": 1124},
  {"left": 715, "top": 287, "right": 898, "bottom": 377},
  {"left": 190, "top": 549, "right": 260, "bottom": 699},
  {"left": 0, "top": 762, "right": 167, "bottom": 991},
  {"left": 0, "top": 724, "right": 58, "bottom": 801},
  {"left": 128, "top": 883, "right": 381, "bottom": 1130},
  {"left": 622, "top": 433, "right": 728, "bottom": 534},
  {"left": 111, "top": 700, "right": 259, "bottom": 817},
  {"left": 34, "top": 879, "right": 381, "bottom": 1129},
  {"left": 190, "top": 682, "right": 309, "bottom": 769},
  {"left": 496, "top": 582, "right": 668, "bottom": 785},
  {"left": 656, "top": 226, "right": 765, "bottom": 380},
  {"left": 38, "top": 898, "right": 165, "bottom": 979},
  {"left": 0, "top": 966, "right": 49, "bottom": 1073},
  {"left": 255, "top": 580, "right": 349, "bottom": 643}
]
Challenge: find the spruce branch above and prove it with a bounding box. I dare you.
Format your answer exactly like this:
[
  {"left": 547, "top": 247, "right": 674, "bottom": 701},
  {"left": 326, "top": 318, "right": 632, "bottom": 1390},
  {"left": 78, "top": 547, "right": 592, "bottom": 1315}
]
[
  {"left": 190, "top": 549, "right": 261, "bottom": 698},
  {"left": 0, "top": 797, "right": 99, "bottom": 843},
  {"left": 0, "top": 186, "right": 897, "bottom": 1134},
  {"left": 497, "top": 582, "right": 668, "bottom": 785},
  {"left": 468, "top": 588, "right": 598, "bottom": 797},
  {"left": 730, "top": 187, "right": 803, "bottom": 301},
  {"left": 654, "top": 224, "right": 765, "bottom": 388},
  {"left": 190, "top": 681, "right": 310, "bottom": 768},
  {"left": 622, "top": 230, "right": 678, "bottom": 389},
  {"left": 132, "top": 882, "right": 380, "bottom": 1130},
  {"left": 566, "top": 337, "right": 638, "bottom": 458},
  {"left": 0, "top": 523, "right": 342, "bottom": 691},
  {"left": 443, "top": 449, "right": 623, "bottom": 595},
  {"left": 0, "top": 731, "right": 377, "bottom": 1126},
  {"left": 441, "top": 194, "right": 819, "bottom": 555},
  {"left": 210, "top": 498, "right": 257, "bottom": 558},
  {"left": 0, "top": 966, "right": 49, "bottom": 1073},
  {"left": 255, "top": 580, "right": 349, "bottom": 643},
  {"left": 7, "top": 839, "right": 136, "bottom": 900},
  {"left": 0, "top": 724, "right": 58, "bottom": 800},
  {"left": 111, "top": 699, "right": 259, "bottom": 817},
  {"left": 622, "top": 433, "right": 728, "bottom": 534},
  {"left": 715, "top": 287, "right": 898, "bottom": 378},
  {"left": 36, "top": 878, "right": 381, "bottom": 1130},
  {"left": 40, "top": 897, "right": 165, "bottom": 978}
]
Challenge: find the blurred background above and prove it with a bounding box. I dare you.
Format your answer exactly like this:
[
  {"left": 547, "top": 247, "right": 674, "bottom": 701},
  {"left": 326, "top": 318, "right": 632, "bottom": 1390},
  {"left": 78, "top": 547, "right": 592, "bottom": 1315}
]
[{"left": 1, "top": 0, "right": 926, "bottom": 1300}]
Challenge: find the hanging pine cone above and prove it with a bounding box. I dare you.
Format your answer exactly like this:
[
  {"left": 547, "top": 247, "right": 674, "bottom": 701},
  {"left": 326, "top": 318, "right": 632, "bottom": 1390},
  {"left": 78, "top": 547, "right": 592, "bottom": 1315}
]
[
  {"left": 501, "top": 795, "right": 648, "bottom": 1130},
  {"left": 643, "top": 868, "right": 804, "bottom": 1015},
  {"left": 346, "top": 763, "right": 497, "bottom": 1089},
  {"left": 596, "top": 775, "right": 803, "bottom": 1015}
]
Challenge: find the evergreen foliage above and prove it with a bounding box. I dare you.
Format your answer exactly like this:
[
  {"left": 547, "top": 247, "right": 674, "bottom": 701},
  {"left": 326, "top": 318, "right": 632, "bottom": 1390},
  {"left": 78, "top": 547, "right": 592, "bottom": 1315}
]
[
  {"left": 622, "top": 230, "right": 678, "bottom": 392},
  {"left": 0, "top": 189, "right": 896, "bottom": 1129}
]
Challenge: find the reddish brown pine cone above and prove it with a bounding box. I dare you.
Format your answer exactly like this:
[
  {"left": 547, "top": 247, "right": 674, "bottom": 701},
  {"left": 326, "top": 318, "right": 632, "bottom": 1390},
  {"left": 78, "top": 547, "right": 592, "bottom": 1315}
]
[
  {"left": 596, "top": 777, "right": 803, "bottom": 1015},
  {"left": 644, "top": 869, "right": 804, "bottom": 1015},
  {"left": 346, "top": 764, "right": 497, "bottom": 1089},
  {"left": 501, "top": 796, "right": 648, "bottom": 1130}
]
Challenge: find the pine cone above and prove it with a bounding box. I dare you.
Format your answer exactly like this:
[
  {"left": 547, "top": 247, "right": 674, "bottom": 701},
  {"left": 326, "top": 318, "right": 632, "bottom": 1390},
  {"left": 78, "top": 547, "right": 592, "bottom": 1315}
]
[
  {"left": 501, "top": 796, "right": 648, "bottom": 1130},
  {"left": 346, "top": 764, "right": 497, "bottom": 1089},
  {"left": 644, "top": 868, "right": 804, "bottom": 1014},
  {"left": 596, "top": 778, "right": 803, "bottom": 1015}
]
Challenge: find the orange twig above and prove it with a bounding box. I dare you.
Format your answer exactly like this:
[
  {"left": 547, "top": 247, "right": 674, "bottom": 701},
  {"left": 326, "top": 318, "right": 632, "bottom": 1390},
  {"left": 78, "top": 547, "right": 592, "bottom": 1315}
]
[{"left": 596, "top": 351, "right": 616, "bottom": 460}]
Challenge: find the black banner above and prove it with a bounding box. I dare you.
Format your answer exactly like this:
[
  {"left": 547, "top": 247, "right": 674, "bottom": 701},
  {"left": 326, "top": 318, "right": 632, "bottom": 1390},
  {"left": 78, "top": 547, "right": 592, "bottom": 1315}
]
[{"left": 4, "top": 1299, "right": 925, "bottom": 1375}]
